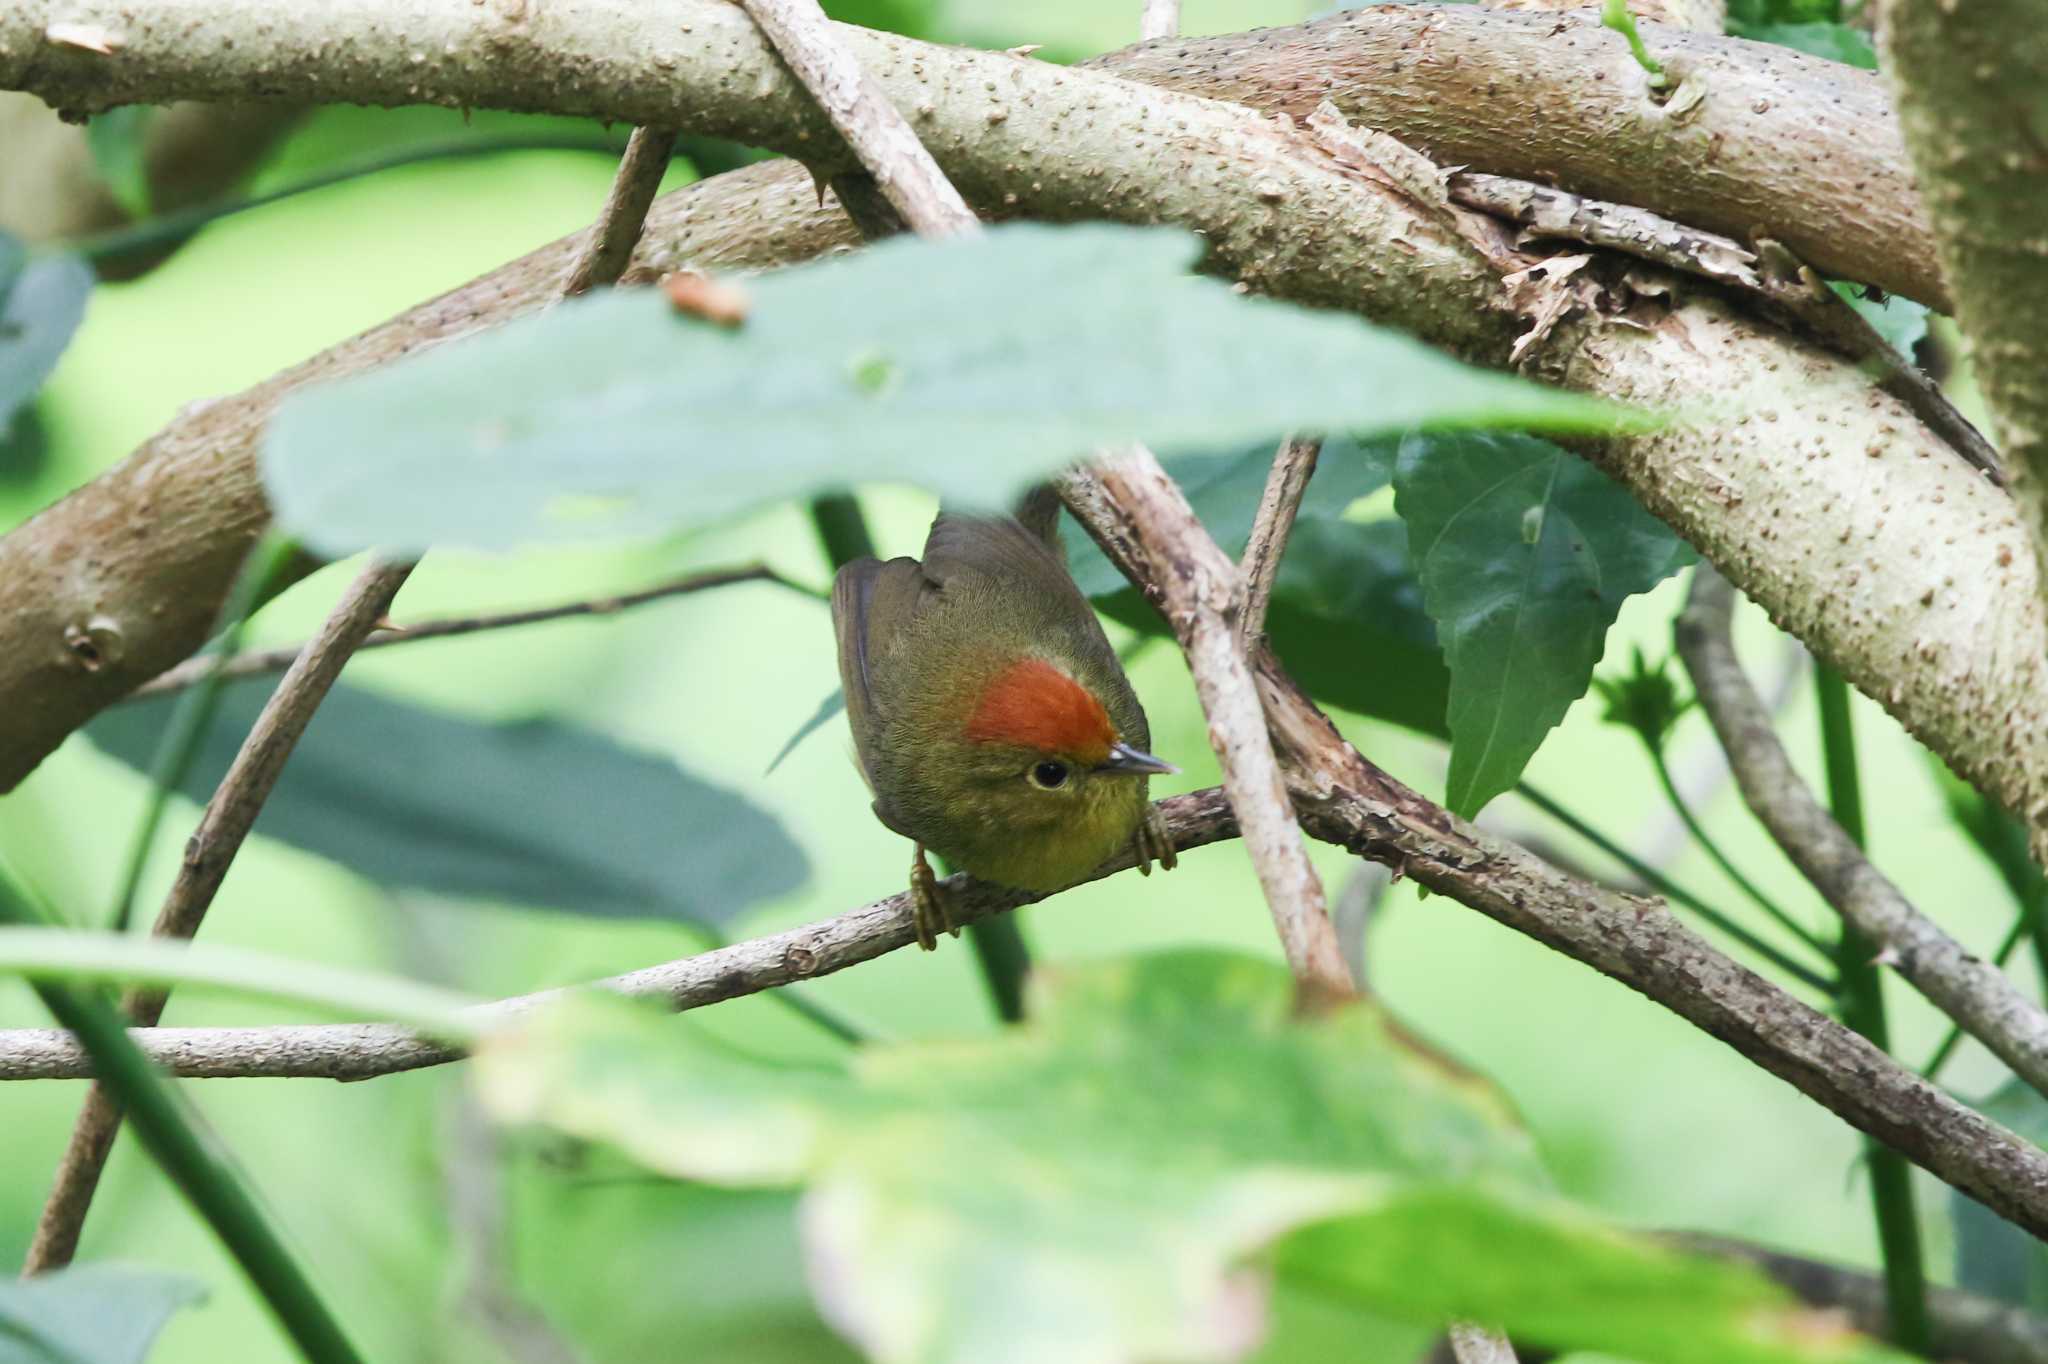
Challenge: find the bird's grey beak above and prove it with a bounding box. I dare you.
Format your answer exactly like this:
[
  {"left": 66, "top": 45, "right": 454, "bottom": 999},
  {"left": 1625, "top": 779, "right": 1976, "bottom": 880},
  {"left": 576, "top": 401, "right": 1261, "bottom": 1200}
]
[{"left": 1097, "top": 741, "right": 1177, "bottom": 776}]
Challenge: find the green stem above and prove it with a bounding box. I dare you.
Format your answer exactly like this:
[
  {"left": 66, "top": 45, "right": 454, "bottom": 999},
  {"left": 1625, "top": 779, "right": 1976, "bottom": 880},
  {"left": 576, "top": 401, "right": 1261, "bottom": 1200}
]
[
  {"left": 1922, "top": 915, "right": 2031, "bottom": 1081},
  {"left": 1647, "top": 746, "right": 1831, "bottom": 954},
  {"left": 1816, "top": 665, "right": 1930, "bottom": 1353},
  {"left": 67, "top": 133, "right": 655, "bottom": 263},
  {"left": 0, "top": 927, "right": 479, "bottom": 1036},
  {"left": 1515, "top": 783, "right": 1833, "bottom": 992},
  {"left": 0, "top": 869, "right": 367, "bottom": 1364},
  {"left": 110, "top": 533, "right": 298, "bottom": 932},
  {"left": 804, "top": 492, "right": 1036, "bottom": 1021},
  {"left": 1600, "top": 0, "right": 1669, "bottom": 87}
]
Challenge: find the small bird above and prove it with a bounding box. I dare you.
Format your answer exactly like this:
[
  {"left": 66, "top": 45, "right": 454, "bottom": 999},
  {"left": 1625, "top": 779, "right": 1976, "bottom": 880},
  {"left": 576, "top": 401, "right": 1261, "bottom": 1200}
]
[{"left": 831, "top": 491, "right": 1178, "bottom": 950}]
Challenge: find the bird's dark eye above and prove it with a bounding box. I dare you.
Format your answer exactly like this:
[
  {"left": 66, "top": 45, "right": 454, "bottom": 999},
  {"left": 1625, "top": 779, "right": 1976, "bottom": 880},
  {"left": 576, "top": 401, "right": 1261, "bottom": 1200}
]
[{"left": 1029, "top": 761, "right": 1070, "bottom": 790}]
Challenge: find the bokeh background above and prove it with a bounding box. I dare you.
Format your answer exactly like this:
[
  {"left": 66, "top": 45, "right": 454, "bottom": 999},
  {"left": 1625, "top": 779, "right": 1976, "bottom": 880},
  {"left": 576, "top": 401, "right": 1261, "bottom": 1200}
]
[{"left": 0, "top": 1, "right": 2019, "bottom": 1359}]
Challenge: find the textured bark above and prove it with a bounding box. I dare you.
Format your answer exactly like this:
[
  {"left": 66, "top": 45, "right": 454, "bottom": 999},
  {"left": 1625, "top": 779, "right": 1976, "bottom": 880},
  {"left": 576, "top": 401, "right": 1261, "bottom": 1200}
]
[
  {"left": 0, "top": 2, "right": 2041, "bottom": 862},
  {"left": 1879, "top": 0, "right": 2048, "bottom": 624}
]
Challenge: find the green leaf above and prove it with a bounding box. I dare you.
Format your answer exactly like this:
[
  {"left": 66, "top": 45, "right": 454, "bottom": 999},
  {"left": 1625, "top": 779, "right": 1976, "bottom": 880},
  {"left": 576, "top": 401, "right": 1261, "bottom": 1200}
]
[
  {"left": 1278, "top": 1191, "right": 1907, "bottom": 1364},
  {"left": 1394, "top": 432, "right": 1694, "bottom": 817},
  {"left": 0, "top": 247, "right": 91, "bottom": 431},
  {"left": 1064, "top": 435, "right": 1452, "bottom": 732},
  {"left": 86, "top": 108, "right": 156, "bottom": 216},
  {"left": 1951, "top": 1079, "right": 2048, "bottom": 1310},
  {"left": 263, "top": 224, "right": 1631, "bottom": 557},
  {"left": 474, "top": 950, "right": 1902, "bottom": 1364},
  {"left": 0, "top": 1265, "right": 205, "bottom": 1364},
  {"left": 1724, "top": 0, "right": 1839, "bottom": 27},
  {"left": 1731, "top": 21, "right": 1876, "bottom": 68},
  {"left": 86, "top": 679, "right": 806, "bottom": 925}
]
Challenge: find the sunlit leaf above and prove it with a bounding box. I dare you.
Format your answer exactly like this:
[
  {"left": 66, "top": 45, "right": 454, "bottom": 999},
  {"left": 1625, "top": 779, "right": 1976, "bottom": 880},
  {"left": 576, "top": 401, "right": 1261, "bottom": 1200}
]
[
  {"left": 87, "top": 679, "right": 806, "bottom": 924},
  {"left": 476, "top": 950, "right": 1903, "bottom": 1364},
  {"left": 1393, "top": 432, "right": 1693, "bottom": 817},
  {"left": 0, "top": 244, "right": 91, "bottom": 431},
  {"left": 0, "top": 1264, "right": 205, "bottom": 1364},
  {"left": 263, "top": 225, "right": 1630, "bottom": 557}
]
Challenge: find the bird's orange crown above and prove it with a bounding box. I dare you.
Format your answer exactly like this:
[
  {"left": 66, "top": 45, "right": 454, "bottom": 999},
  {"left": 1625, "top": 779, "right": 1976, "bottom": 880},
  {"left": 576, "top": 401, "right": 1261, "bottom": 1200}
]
[{"left": 963, "top": 658, "right": 1116, "bottom": 763}]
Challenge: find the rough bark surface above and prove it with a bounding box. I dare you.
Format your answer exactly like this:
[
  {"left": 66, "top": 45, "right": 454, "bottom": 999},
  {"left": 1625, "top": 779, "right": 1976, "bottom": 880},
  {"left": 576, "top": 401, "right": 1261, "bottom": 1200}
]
[{"left": 1879, "top": 0, "right": 2048, "bottom": 622}]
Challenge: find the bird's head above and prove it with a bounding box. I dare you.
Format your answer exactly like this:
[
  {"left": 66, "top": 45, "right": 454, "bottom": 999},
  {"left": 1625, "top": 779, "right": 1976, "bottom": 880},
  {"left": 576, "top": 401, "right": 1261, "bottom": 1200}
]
[{"left": 954, "top": 656, "right": 1173, "bottom": 802}]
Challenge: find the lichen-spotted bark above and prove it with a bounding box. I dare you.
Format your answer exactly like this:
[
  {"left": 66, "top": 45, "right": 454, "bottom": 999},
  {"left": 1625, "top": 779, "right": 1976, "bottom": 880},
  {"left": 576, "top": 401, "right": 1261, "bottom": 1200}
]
[
  {"left": 0, "top": 0, "right": 2041, "bottom": 864},
  {"left": 1879, "top": 0, "right": 2048, "bottom": 641}
]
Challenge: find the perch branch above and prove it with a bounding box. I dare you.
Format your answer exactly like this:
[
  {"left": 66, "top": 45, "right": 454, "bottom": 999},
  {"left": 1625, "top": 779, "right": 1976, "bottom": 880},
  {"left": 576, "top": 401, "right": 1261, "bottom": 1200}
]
[
  {"left": 128, "top": 565, "right": 795, "bottom": 700},
  {"left": 1676, "top": 569, "right": 2048, "bottom": 1100},
  {"left": 558, "top": 125, "right": 678, "bottom": 297}
]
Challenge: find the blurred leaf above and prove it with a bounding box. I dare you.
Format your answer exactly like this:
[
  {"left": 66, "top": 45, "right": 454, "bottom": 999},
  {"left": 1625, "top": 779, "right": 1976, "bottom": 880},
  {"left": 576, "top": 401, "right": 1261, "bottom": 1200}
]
[
  {"left": 478, "top": 951, "right": 1541, "bottom": 1364},
  {"left": 0, "top": 247, "right": 92, "bottom": 432},
  {"left": 1730, "top": 21, "right": 1875, "bottom": 67},
  {"left": 821, "top": 0, "right": 938, "bottom": 36},
  {"left": 1278, "top": 1192, "right": 1906, "bottom": 1364},
  {"left": 1064, "top": 436, "right": 1451, "bottom": 732},
  {"left": 1832, "top": 283, "right": 1928, "bottom": 362},
  {"left": 475, "top": 950, "right": 1900, "bottom": 1364},
  {"left": 0, "top": 1263, "right": 205, "bottom": 1364},
  {"left": 1927, "top": 757, "right": 2048, "bottom": 914},
  {"left": 1725, "top": 0, "right": 1839, "bottom": 25},
  {"left": 1951, "top": 1079, "right": 2048, "bottom": 1311},
  {"left": 0, "top": 400, "right": 52, "bottom": 488},
  {"left": 766, "top": 689, "right": 846, "bottom": 776},
  {"left": 1394, "top": 432, "right": 1694, "bottom": 817},
  {"left": 87, "top": 108, "right": 156, "bottom": 216},
  {"left": 86, "top": 679, "right": 806, "bottom": 924},
  {"left": 263, "top": 225, "right": 1630, "bottom": 557}
]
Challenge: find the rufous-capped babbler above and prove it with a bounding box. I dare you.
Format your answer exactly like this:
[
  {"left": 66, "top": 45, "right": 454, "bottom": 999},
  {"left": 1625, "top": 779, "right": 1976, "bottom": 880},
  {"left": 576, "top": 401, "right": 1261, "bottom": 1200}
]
[{"left": 831, "top": 489, "right": 1178, "bottom": 950}]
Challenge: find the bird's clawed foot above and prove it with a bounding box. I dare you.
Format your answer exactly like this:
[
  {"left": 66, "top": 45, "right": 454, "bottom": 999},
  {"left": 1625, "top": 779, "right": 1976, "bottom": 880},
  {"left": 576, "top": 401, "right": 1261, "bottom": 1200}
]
[
  {"left": 1133, "top": 803, "right": 1178, "bottom": 877},
  {"left": 909, "top": 843, "right": 960, "bottom": 951}
]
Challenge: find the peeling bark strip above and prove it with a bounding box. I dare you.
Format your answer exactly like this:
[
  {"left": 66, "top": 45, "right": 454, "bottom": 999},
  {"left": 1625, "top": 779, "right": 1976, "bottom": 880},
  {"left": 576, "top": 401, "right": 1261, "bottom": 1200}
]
[{"left": 0, "top": 2, "right": 2041, "bottom": 858}]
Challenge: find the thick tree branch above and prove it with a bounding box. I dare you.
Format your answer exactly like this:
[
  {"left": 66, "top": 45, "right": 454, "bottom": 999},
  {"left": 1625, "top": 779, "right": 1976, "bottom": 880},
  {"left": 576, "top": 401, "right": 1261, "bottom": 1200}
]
[
  {"left": 24, "top": 558, "right": 412, "bottom": 1273},
  {"left": 129, "top": 565, "right": 792, "bottom": 700},
  {"left": 1059, "top": 455, "right": 1354, "bottom": 1004},
  {"left": 1878, "top": 2, "right": 2048, "bottom": 618},
  {"left": 1676, "top": 569, "right": 2048, "bottom": 1098},
  {"left": 1, "top": 6, "right": 2041, "bottom": 862}
]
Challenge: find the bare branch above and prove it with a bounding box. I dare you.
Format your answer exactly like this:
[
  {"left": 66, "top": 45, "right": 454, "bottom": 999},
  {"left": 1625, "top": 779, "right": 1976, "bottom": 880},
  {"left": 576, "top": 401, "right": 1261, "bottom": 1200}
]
[
  {"left": 1140, "top": 0, "right": 1181, "bottom": 42},
  {"left": 1062, "top": 455, "right": 1354, "bottom": 1004},
  {"left": 1238, "top": 436, "right": 1320, "bottom": 647},
  {"left": 129, "top": 565, "right": 793, "bottom": 701},
  {"left": 0, "top": 789, "right": 1240, "bottom": 1082},
  {"left": 1676, "top": 568, "right": 2048, "bottom": 1099},
  {"left": 24, "top": 558, "right": 412, "bottom": 1273},
  {"left": 559, "top": 125, "right": 678, "bottom": 297},
  {"left": 736, "top": 0, "right": 977, "bottom": 237}
]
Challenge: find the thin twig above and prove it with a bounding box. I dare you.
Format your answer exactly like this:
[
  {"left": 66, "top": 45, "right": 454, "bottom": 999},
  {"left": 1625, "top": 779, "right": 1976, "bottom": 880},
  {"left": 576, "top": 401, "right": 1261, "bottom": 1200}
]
[
  {"left": 26, "top": 124, "right": 681, "bottom": 1275},
  {"left": 1059, "top": 454, "right": 1354, "bottom": 1005},
  {"left": 24, "top": 560, "right": 414, "bottom": 1274},
  {"left": 1675, "top": 569, "right": 2048, "bottom": 1102},
  {"left": 1140, "top": 0, "right": 1181, "bottom": 41},
  {"left": 735, "top": 0, "right": 977, "bottom": 237},
  {"left": 0, "top": 789, "right": 1239, "bottom": 1082},
  {"left": 128, "top": 565, "right": 794, "bottom": 701},
  {"left": 559, "top": 125, "right": 680, "bottom": 297},
  {"left": 1238, "top": 435, "right": 1320, "bottom": 648}
]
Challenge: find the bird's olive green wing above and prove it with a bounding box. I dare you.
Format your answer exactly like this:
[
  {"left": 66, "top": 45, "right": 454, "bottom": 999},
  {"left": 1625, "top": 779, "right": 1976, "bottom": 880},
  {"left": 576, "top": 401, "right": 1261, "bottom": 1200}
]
[{"left": 831, "top": 555, "right": 929, "bottom": 817}]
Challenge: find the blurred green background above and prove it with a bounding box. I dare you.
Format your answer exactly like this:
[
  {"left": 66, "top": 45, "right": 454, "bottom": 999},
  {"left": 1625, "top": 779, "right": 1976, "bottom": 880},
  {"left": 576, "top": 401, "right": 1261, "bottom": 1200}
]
[{"left": 0, "top": 1, "right": 2021, "bottom": 1359}]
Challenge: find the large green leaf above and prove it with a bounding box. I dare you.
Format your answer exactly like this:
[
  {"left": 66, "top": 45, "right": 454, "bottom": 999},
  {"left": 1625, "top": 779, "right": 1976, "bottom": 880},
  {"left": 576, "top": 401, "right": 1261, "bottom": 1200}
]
[
  {"left": 86, "top": 679, "right": 806, "bottom": 924},
  {"left": 1394, "top": 432, "right": 1694, "bottom": 817},
  {"left": 0, "top": 1264, "right": 205, "bottom": 1364},
  {"left": 475, "top": 950, "right": 1905, "bottom": 1364},
  {"left": 263, "top": 225, "right": 1628, "bottom": 557},
  {"left": 0, "top": 243, "right": 91, "bottom": 432},
  {"left": 1064, "top": 436, "right": 1451, "bottom": 733}
]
